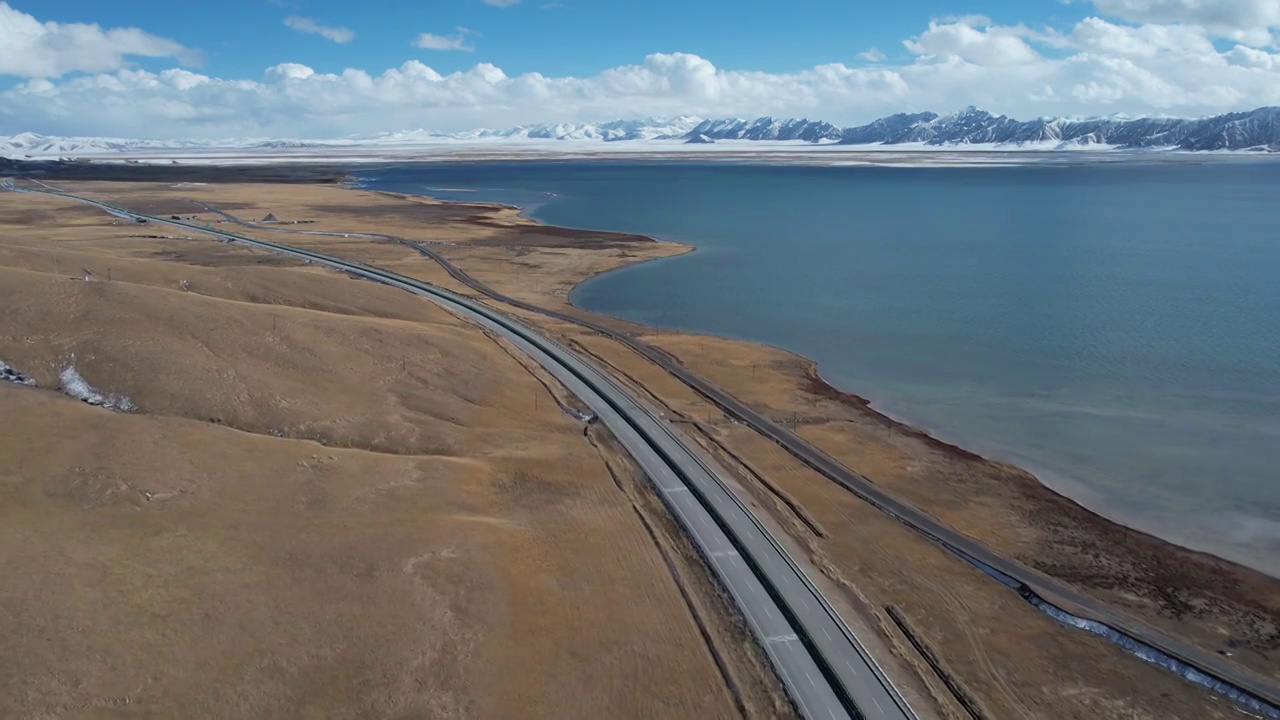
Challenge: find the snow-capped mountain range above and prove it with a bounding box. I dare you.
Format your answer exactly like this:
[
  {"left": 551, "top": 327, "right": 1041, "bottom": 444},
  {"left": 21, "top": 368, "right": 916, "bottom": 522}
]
[
  {"left": 365, "top": 116, "right": 705, "bottom": 143},
  {"left": 684, "top": 106, "right": 1280, "bottom": 150},
  {"left": 3, "top": 107, "right": 1279, "bottom": 157}
]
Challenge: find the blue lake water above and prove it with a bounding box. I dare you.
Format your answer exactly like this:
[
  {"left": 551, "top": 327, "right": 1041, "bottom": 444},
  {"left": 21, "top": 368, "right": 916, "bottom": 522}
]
[{"left": 359, "top": 160, "right": 1280, "bottom": 576}]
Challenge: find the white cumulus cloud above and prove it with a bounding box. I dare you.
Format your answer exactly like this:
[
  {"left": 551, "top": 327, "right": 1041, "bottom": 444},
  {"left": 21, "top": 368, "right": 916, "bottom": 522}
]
[
  {"left": 905, "top": 18, "right": 1042, "bottom": 65},
  {"left": 0, "top": 1, "right": 197, "bottom": 78},
  {"left": 413, "top": 28, "right": 475, "bottom": 51},
  {"left": 1226, "top": 43, "right": 1280, "bottom": 68},
  {"left": 1039, "top": 15, "right": 1221, "bottom": 58},
  {"left": 1091, "top": 0, "right": 1280, "bottom": 45},
  {"left": 284, "top": 16, "right": 356, "bottom": 44}
]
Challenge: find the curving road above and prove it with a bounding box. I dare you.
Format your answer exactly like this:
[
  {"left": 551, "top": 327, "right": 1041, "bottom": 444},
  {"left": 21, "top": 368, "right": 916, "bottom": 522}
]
[
  {"left": 12, "top": 183, "right": 917, "bottom": 720},
  {"left": 197, "top": 192, "right": 1280, "bottom": 719}
]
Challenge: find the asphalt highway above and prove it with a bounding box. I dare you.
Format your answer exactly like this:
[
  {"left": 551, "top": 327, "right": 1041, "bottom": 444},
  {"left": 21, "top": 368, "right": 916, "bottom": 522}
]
[
  {"left": 15, "top": 184, "right": 918, "bottom": 720},
  {"left": 185, "top": 195, "right": 1280, "bottom": 718}
]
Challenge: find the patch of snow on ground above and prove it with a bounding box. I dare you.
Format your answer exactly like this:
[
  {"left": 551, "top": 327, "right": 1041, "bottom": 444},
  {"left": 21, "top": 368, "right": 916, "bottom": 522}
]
[
  {"left": 0, "top": 358, "right": 35, "bottom": 386},
  {"left": 59, "top": 361, "right": 135, "bottom": 411}
]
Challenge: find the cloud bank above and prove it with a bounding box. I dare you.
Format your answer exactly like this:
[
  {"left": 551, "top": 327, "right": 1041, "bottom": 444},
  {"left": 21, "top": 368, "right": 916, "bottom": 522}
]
[
  {"left": 0, "top": 1, "right": 196, "bottom": 79},
  {"left": 1, "top": 1, "right": 1278, "bottom": 138}
]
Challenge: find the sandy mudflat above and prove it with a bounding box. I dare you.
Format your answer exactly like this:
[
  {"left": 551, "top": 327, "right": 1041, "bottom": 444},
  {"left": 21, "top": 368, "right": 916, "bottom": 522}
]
[
  {"left": 10, "top": 177, "right": 1279, "bottom": 720},
  {"left": 0, "top": 186, "right": 789, "bottom": 719}
]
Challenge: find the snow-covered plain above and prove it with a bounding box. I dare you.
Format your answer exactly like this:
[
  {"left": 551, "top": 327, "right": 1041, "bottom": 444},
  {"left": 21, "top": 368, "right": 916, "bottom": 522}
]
[{"left": 0, "top": 134, "right": 1142, "bottom": 168}]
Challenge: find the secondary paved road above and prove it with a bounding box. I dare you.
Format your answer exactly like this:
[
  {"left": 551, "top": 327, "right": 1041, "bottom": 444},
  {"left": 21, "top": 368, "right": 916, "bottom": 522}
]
[
  {"left": 15, "top": 184, "right": 917, "bottom": 720},
  {"left": 199, "top": 196, "right": 1280, "bottom": 719}
]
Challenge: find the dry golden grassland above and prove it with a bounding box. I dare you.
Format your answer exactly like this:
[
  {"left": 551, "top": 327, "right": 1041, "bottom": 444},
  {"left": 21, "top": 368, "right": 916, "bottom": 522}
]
[{"left": 0, "top": 187, "right": 790, "bottom": 719}]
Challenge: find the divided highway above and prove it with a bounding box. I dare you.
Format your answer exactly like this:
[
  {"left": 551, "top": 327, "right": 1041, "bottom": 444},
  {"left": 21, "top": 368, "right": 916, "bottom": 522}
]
[
  {"left": 197, "top": 192, "right": 1280, "bottom": 719},
  {"left": 14, "top": 184, "right": 916, "bottom": 720}
]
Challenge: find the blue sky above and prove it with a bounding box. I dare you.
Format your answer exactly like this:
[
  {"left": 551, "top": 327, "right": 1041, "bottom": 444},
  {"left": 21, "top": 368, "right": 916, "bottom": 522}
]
[
  {"left": 21, "top": 0, "right": 1087, "bottom": 79},
  {"left": 1, "top": 0, "right": 1278, "bottom": 138}
]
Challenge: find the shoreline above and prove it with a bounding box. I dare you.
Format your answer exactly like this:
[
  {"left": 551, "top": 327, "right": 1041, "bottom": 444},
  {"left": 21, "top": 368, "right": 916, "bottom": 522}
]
[
  {"left": 800, "top": 363, "right": 1278, "bottom": 576},
  {"left": 391, "top": 180, "right": 1275, "bottom": 581},
  {"left": 806, "top": 364, "right": 1280, "bottom": 578}
]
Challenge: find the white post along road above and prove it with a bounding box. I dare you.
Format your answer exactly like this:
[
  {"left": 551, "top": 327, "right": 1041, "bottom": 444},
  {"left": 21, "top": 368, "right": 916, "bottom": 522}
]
[{"left": 10, "top": 182, "right": 915, "bottom": 720}]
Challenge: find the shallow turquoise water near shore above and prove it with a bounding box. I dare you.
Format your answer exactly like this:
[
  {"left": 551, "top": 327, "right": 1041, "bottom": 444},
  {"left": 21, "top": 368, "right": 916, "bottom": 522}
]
[{"left": 360, "top": 160, "right": 1280, "bottom": 576}]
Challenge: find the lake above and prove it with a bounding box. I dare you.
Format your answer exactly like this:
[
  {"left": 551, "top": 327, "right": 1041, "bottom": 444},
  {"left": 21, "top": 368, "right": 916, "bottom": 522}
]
[{"left": 359, "top": 159, "right": 1280, "bottom": 576}]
